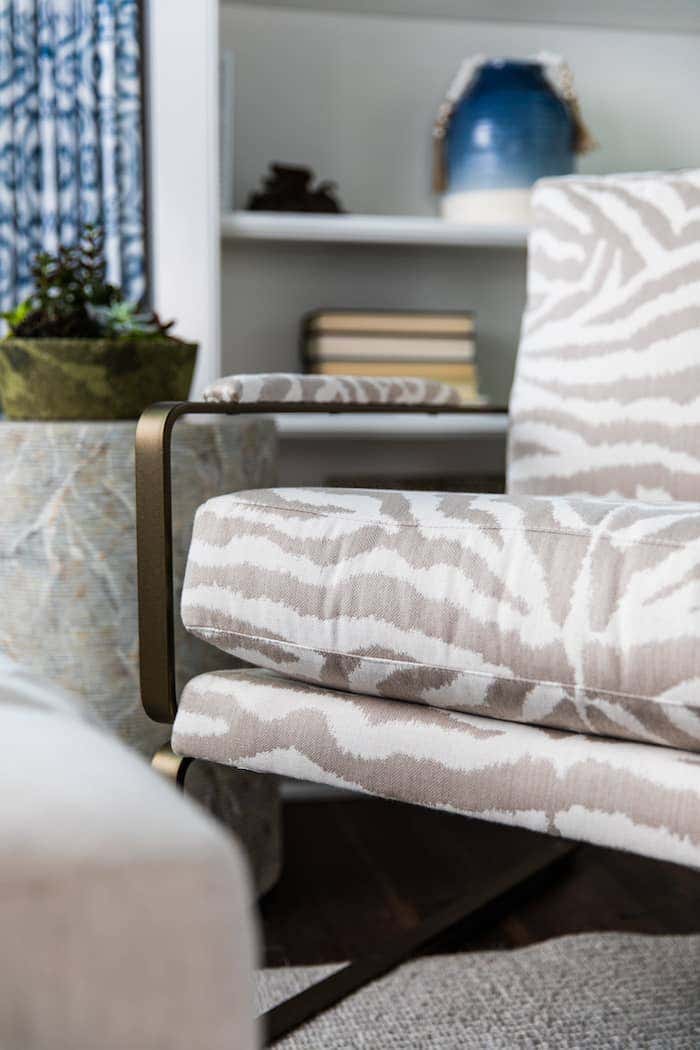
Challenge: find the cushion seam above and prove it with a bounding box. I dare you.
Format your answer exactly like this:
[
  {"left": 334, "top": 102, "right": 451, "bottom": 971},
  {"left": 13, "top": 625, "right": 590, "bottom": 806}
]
[
  {"left": 201, "top": 499, "right": 698, "bottom": 552},
  {"left": 184, "top": 622, "right": 696, "bottom": 709}
]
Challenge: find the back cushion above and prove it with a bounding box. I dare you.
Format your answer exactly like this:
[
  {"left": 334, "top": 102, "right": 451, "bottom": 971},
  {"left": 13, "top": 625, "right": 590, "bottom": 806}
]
[{"left": 508, "top": 170, "right": 700, "bottom": 501}]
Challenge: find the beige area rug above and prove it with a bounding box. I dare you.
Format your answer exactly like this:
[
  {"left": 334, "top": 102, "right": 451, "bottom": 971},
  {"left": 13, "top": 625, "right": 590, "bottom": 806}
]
[{"left": 256, "top": 933, "right": 700, "bottom": 1048}]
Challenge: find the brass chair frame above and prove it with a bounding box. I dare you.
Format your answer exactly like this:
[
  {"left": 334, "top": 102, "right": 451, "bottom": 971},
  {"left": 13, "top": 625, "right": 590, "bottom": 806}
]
[{"left": 135, "top": 399, "right": 575, "bottom": 1045}]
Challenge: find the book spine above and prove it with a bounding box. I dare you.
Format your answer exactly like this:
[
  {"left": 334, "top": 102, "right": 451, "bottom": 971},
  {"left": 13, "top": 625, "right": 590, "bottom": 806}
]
[
  {"left": 306, "top": 335, "right": 476, "bottom": 363},
  {"left": 310, "top": 360, "right": 479, "bottom": 382},
  {"left": 305, "top": 310, "right": 474, "bottom": 337}
]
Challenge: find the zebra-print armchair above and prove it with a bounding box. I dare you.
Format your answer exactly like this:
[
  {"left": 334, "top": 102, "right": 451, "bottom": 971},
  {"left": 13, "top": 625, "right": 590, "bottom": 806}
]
[{"left": 136, "top": 169, "right": 700, "bottom": 1043}]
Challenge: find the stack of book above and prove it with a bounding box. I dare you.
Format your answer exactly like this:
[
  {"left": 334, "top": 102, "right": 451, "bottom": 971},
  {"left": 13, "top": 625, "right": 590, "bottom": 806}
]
[{"left": 302, "top": 310, "right": 481, "bottom": 403}]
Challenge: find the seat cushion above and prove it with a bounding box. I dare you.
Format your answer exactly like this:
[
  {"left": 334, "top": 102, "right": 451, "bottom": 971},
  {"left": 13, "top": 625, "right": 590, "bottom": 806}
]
[
  {"left": 174, "top": 668, "right": 700, "bottom": 870},
  {"left": 181, "top": 487, "right": 700, "bottom": 752}
]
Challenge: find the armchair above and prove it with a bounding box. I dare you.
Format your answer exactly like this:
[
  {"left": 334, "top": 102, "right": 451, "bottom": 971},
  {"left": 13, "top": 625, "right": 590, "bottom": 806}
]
[{"left": 136, "top": 170, "right": 700, "bottom": 1045}]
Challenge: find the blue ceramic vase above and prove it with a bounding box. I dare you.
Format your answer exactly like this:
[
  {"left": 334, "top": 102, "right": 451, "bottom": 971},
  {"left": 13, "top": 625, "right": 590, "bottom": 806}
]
[{"left": 442, "top": 59, "right": 575, "bottom": 224}]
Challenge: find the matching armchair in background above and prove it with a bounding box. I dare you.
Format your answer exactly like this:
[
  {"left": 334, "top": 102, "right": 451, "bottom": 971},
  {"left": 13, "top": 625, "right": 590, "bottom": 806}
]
[{"left": 136, "top": 169, "right": 700, "bottom": 1042}]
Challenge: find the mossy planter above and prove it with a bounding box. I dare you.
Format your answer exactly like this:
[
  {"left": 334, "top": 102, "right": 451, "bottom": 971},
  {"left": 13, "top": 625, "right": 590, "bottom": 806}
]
[{"left": 0, "top": 337, "right": 198, "bottom": 420}]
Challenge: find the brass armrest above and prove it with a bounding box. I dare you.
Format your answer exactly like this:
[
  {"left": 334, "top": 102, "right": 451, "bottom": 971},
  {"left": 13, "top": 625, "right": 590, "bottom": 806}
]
[{"left": 135, "top": 400, "right": 508, "bottom": 725}]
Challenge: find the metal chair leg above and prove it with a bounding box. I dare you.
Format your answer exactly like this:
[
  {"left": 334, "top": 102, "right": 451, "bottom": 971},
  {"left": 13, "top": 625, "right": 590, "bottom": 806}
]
[
  {"left": 152, "top": 743, "right": 194, "bottom": 791},
  {"left": 263, "top": 837, "right": 577, "bottom": 1046}
]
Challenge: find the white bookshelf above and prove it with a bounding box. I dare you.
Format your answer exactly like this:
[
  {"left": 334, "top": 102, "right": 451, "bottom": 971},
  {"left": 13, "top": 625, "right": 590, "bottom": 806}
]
[
  {"left": 274, "top": 411, "right": 509, "bottom": 489},
  {"left": 219, "top": 2, "right": 700, "bottom": 402},
  {"left": 221, "top": 211, "right": 529, "bottom": 249}
]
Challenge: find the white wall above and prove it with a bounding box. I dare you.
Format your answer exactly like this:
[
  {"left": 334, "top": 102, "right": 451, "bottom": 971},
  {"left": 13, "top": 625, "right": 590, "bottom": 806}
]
[
  {"left": 220, "top": 4, "right": 700, "bottom": 401},
  {"left": 148, "top": 0, "right": 221, "bottom": 395}
]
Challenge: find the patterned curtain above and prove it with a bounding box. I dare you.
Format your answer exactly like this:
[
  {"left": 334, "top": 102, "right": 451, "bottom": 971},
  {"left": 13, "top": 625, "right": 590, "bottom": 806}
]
[{"left": 0, "top": 0, "right": 146, "bottom": 315}]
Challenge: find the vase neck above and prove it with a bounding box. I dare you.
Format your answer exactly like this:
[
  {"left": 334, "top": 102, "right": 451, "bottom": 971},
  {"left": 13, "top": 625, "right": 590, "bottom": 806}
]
[{"left": 472, "top": 60, "right": 546, "bottom": 93}]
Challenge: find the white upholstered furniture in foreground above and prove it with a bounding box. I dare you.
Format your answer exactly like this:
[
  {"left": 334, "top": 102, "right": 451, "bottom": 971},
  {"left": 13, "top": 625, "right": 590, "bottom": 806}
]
[
  {"left": 136, "top": 169, "right": 700, "bottom": 1036},
  {"left": 0, "top": 657, "right": 258, "bottom": 1050}
]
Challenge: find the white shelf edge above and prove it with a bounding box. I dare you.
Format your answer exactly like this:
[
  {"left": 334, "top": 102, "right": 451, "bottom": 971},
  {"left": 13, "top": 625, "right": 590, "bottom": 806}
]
[
  {"left": 273, "top": 411, "right": 509, "bottom": 440},
  {"left": 221, "top": 211, "right": 529, "bottom": 248}
]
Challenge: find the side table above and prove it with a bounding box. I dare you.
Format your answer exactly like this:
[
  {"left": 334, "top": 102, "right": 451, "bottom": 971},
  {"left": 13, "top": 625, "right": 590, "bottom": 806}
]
[{"left": 0, "top": 416, "right": 281, "bottom": 894}]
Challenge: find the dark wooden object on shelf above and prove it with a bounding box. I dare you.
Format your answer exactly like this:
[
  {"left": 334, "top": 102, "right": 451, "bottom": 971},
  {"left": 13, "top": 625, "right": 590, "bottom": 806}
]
[{"left": 247, "top": 163, "right": 344, "bottom": 213}]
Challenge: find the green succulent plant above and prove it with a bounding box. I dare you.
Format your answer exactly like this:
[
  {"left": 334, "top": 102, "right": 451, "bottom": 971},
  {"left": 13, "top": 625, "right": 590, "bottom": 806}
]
[
  {"left": 1, "top": 226, "right": 173, "bottom": 340},
  {"left": 87, "top": 301, "right": 162, "bottom": 337}
]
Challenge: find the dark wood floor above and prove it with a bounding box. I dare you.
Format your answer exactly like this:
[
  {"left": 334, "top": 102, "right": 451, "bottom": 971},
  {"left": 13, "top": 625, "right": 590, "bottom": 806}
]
[{"left": 260, "top": 797, "right": 700, "bottom": 967}]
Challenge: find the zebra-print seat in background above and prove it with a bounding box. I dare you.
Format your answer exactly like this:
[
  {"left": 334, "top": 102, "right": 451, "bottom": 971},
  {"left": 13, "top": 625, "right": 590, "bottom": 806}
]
[
  {"left": 181, "top": 486, "right": 700, "bottom": 754},
  {"left": 203, "top": 373, "right": 462, "bottom": 407}
]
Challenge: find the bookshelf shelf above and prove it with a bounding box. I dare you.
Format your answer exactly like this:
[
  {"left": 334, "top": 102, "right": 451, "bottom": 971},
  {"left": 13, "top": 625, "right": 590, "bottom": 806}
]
[
  {"left": 274, "top": 411, "right": 508, "bottom": 440},
  {"left": 222, "top": 1, "right": 700, "bottom": 34},
  {"left": 220, "top": 211, "right": 529, "bottom": 249}
]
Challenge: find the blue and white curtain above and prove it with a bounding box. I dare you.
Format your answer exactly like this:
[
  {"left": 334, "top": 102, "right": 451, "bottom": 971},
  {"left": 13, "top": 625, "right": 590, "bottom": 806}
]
[{"left": 0, "top": 0, "right": 146, "bottom": 315}]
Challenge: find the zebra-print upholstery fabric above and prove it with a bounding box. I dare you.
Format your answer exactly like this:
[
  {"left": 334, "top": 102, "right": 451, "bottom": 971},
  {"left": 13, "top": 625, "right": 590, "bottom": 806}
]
[
  {"left": 181, "top": 487, "right": 700, "bottom": 752},
  {"left": 508, "top": 169, "right": 700, "bottom": 501},
  {"left": 203, "top": 372, "right": 462, "bottom": 406},
  {"left": 173, "top": 668, "right": 700, "bottom": 870}
]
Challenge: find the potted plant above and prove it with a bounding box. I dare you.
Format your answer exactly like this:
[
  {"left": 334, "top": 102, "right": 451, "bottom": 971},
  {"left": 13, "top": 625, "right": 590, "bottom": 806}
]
[{"left": 0, "top": 228, "right": 197, "bottom": 420}]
